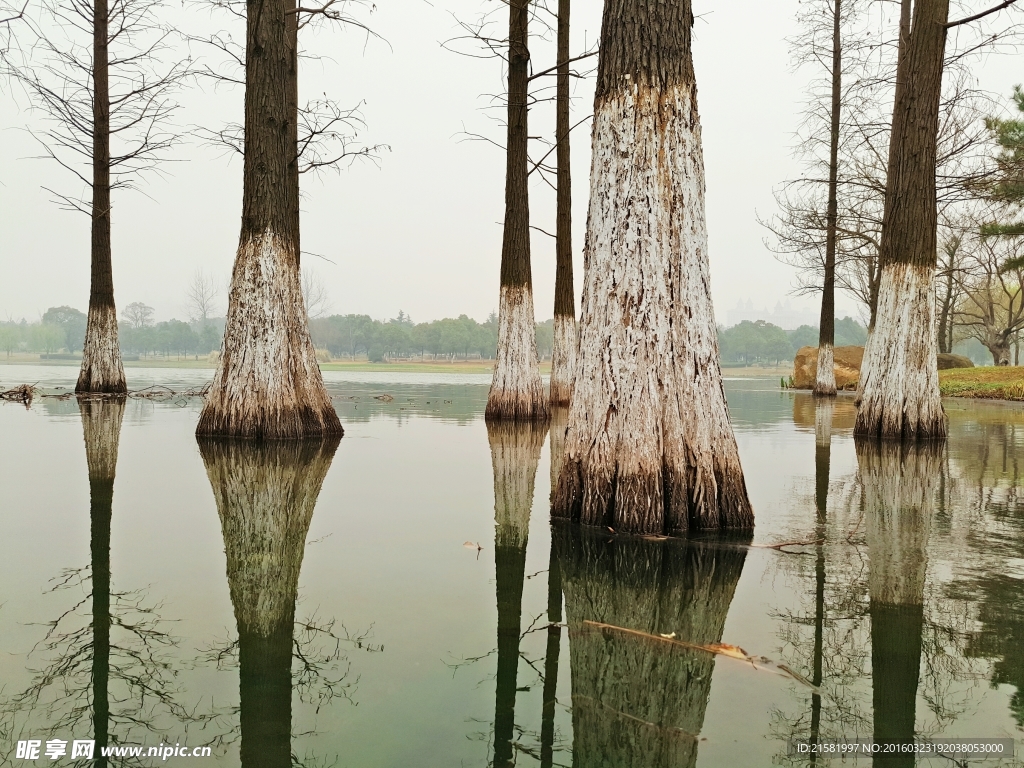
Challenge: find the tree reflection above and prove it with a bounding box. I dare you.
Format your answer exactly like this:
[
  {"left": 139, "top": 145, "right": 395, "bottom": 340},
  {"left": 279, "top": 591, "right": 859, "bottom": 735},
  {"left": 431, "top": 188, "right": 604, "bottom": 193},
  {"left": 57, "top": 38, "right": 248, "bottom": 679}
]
[
  {"left": 2, "top": 397, "right": 193, "bottom": 761},
  {"left": 197, "top": 436, "right": 347, "bottom": 768},
  {"left": 486, "top": 421, "right": 547, "bottom": 767},
  {"left": 858, "top": 440, "right": 940, "bottom": 767},
  {"left": 554, "top": 525, "right": 748, "bottom": 767}
]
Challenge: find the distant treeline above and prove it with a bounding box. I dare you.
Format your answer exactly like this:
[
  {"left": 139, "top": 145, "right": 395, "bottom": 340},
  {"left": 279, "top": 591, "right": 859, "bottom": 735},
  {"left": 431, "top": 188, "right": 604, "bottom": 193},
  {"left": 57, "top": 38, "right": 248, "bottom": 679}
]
[
  {"left": 718, "top": 317, "right": 868, "bottom": 366},
  {"left": 3, "top": 306, "right": 879, "bottom": 367},
  {"left": 309, "top": 313, "right": 557, "bottom": 361}
]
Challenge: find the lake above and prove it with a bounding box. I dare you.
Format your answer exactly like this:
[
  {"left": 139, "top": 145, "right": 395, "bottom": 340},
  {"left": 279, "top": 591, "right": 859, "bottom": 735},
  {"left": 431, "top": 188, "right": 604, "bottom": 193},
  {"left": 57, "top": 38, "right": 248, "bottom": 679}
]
[{"left": 2, "top": 365, "right": 1024, "bottom": 767}]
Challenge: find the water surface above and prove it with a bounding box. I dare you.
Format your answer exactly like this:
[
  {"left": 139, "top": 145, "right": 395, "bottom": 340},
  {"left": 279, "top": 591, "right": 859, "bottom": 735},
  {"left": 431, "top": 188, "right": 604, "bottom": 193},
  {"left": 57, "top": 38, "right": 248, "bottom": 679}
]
[{"left": 2, "top": 366, "right": 1024, "bottom": 766}]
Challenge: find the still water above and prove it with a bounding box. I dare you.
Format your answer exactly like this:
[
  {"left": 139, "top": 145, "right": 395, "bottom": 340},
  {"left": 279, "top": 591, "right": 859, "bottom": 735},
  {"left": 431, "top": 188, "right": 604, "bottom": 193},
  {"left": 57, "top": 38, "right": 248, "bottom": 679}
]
[{"left": 2, "top": 366, "right": 1024, "bottom": 767}]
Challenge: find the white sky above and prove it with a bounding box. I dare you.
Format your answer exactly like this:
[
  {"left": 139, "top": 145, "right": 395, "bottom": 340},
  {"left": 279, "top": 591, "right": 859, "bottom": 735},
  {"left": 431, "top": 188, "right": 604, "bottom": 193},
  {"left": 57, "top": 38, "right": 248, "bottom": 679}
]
[{"left": 0, "top": 0, "right": 1020, "bottom": 324}]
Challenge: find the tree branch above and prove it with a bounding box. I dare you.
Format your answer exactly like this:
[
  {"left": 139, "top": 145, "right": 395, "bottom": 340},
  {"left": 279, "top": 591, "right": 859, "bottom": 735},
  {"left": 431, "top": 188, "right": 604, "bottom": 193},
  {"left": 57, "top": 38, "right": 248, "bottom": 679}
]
[{"left": 946, "top": 0, "right": 1019, "bottom": 28}]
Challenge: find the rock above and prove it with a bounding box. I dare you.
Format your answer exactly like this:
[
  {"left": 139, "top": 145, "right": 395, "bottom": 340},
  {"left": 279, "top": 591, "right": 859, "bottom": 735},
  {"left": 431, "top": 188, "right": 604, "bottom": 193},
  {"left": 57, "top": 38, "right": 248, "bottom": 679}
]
[
  {"left": 936, "top": 353, "right": 973, "bottom": 370},
  {"left": 793, "top": 346, "right": 974, "bottom": 389},
  {"left": 793, "top": 346, "right": 864, "bottom": 390}
]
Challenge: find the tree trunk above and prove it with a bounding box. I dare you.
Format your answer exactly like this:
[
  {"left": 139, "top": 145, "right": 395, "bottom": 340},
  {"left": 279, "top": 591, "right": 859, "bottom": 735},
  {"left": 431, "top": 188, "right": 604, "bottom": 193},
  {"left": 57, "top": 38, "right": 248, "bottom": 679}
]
[
  {"left": 809, "top": 400, "right": 831, "bottom": 754},
  {"left": 80, "top": 397, "right": 125, "bottom": 766},
  {"left": 200, "top": 437, "right": 339, "bottom": 767},
  {"left": 987, "top": 333, "right": 1011, "bottom": 366},
  {"left": 486, "top": 0, "right": 548, "bottom": 423},
  {"left": 814, "top": 0, "right": 843, "bottom": 398},
  {"left": 855, "top": 0, "right": 949, "bottom": 440},
  {"left": 549, "top": 0, "right": 576, "bottom": 407},
  {"left": 552, "top": 0, "right": 753, "bottom": 535},
  {"left": 858, "top": 440, "right": 936, "bottom": 766},
  {"left": 197, "top": 0, "right": 341, "bottom": 439},
  {"left": 554, "top": 525, "right": 748, "bottom": 767},
  {"left": 77, "top": 0, "right": 126, "bottom": 395},
  {"left": 488, "top": 422, "right": 546, "bottom": 766}
]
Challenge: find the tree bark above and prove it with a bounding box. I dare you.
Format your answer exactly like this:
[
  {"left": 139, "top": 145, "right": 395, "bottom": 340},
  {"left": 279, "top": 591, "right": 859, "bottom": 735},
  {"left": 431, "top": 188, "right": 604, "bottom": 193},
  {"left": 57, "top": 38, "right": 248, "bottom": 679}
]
[
  {"left": 549, "top": 0, "right": 576, "bottom": 407},
  {"left": 857, "top": 439, "right": 936, "bottom": 767},
  {"left": 76, "top": 0, "right": 126, "bottom": 395},
  {"left": 486, "top": 0, "right": 548, "bottom": 423},
  {"left": 197, "top": 0, "right": 341, "bottom": 439},
  {"left": 554, "top": 525, "right": 748, "bottom": 767},
  {"left": 815, "top": 0, "right": 843, "bottom": 398},
  {"left": 487, "top": 422, "right": 546, "bottom": 766},
  {"left": 200, "top": 437, "right": 339, "bottom": 767},
  {"left": 855, "top": 0, "right": 949, "bottom": 440},
  {"left": 551, "top": 0, "right": 753, "bottom": 535},
  {"left": 80, "top": 397, "right": 125, "bottom": 766}
]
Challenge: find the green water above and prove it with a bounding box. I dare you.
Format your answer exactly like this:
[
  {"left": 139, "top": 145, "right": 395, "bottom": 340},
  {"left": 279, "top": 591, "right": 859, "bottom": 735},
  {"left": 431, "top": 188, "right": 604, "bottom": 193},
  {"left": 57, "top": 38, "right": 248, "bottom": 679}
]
[{"left": 2, "top": 366, "right": 1024, "bottom": 767}]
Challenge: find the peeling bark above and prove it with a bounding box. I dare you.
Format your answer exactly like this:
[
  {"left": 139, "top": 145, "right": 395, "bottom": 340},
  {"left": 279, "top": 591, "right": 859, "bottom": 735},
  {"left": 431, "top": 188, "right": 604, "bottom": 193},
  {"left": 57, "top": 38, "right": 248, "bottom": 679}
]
[
  {"left": 855, "top": 264, "right": 946, "bottom": 440},
  {"left": 555, "top": 525, "right": 748, "bottom": 767},
  {"left": 551, "top": 1, "right": 752, "bottom": 534},
  {"left": 549, "top": 0, "right": 576, "bottom": 408},
  {"left": 854, "top": 0, "right": 949, "bottom": 439},
  {"left": 198, "top": 232, "right": 342, "bottom": 439},
  {"left": 197, "top": 0, "right": 340, "bottom": 439},
  {"left": 488, "top": 422, "right": 546, "bottom": 766},
  {"left": 487, "top": 286, "right": 548, "bottom": 422},
  {"left": 814, "top": 343, "right": 837, "bottom": 397}
]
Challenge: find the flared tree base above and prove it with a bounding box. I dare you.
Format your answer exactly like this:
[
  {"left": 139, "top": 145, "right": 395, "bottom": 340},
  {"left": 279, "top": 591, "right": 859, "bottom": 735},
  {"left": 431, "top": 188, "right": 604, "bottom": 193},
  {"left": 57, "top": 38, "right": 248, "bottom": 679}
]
[
  {"left": 854, "top": 264, "right": 946, "bottom": 440},
  {"left": 813, "top": 343, "right": 837, "bottom": 397},
  {"left": 76, "top": 303, "right": 127, "bottom": 395},
  {"left": 486, "top": 285, "right": 549, "bottom": 422},
  {"left": 197, "top": 230, "right": 343, "bottom": 439}
]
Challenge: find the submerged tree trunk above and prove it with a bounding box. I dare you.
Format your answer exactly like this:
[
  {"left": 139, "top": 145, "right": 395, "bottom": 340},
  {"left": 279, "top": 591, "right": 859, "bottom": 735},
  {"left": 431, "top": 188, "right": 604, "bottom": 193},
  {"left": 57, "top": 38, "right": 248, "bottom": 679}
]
[
  {"left": 855, "top": 0, "right": 948, "bottom": 440},
  {"left": 549, "top": 0, "right": 576, "bottom": 407},
  {"left": 488, "top": 422, "right": 546, "bottom": 766},
  {"left": 540, "top": 541, "right": 562, "bottom": 768},
  {"left": 858, "top": 440, "right": 937, "bottom": 767},
  {"left": 815, "top": 0, "right": 843, "bottom": 397},
  {"left": 197, "top": 0, "right": 341, "bottom": 439},
  {"left": 80, "top": 397, "right": 125, "bottom": 765},
  {"left": 555, "top": 526, "right": 748, "bottom": 767},
  {"left": 200, "top": 437, "right": 340, "bottom": 767},
  {"left": 77, "top": 0, "right": 126, "bottom": 395},
  {"left": 486, "top": 0, "right": 548, "bottom": 422},
  {"left": 809, "top": 399, "right": 832, "bottom": 752},
  {"left": 552, "top": 0, "right": 753, "bottom": 535}
]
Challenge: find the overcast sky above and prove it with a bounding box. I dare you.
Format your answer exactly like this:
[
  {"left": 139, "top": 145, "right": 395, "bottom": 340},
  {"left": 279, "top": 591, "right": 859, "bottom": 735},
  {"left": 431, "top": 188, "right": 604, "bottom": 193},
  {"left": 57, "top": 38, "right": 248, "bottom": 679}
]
[{"left": 0, "top": 0, "right": 1020, "bottom": 325}]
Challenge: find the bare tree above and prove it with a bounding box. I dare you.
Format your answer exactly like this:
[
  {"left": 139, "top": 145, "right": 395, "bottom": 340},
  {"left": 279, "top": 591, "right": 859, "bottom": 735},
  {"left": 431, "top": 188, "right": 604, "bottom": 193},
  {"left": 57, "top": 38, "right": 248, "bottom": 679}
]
[
  {"left": 194, "top": 0, "right": 380, "bottom": 437},
  {"left": 954, "top": 230, "right": 1024, "bottom": 363},
  {"left": 552, "top": 0, "right": 753, "bottom": 533},
  {"left": 5, "top": 0, "right": 186, "bottom": 394},
  {"left": 185, "top": 268, "right": 219, "bottom": 326},
  {"left": 301, "top": 267, "right": 331, "bottom": 320},
  {"left": 120, "top": 301, "right": 154, "bottom": 329}
]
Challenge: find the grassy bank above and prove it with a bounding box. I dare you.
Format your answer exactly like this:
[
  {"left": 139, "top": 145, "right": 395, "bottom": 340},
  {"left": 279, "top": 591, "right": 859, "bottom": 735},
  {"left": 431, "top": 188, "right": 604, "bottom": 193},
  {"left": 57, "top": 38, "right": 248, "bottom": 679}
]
[{"left": 940, "top": 367, "right": 1024, "bottom": 401}]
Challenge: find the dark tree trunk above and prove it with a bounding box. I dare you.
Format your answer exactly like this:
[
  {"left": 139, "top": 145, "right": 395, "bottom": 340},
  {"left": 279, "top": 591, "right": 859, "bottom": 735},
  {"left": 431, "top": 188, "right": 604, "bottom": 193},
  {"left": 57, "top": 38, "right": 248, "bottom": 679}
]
[
  {"left": 197, "top": 0, "right": 341, "bottom": 438},
  {"left": 239, "top": 628, "right": 292, "bottom": 768},
  {"left": 552, "top": 0, "right": 752, "bottom": 535},
  {"left": 487, "top": 0, "right": 547, "bottom": 422},
  {"left": 815, "top": 0, "right": 842, "bottom": 397},
  {"left": 549, "top": 0, "right": 576, "bottom": 407},
  {"left": 871, "top": 604, "right": 923, "bottom": 768},
  {"left": 554, "top": 526, "right": 748, "bottom": 767},
  {"left": 80, "top": 397, "right": 125, "bottom": 766},
  {"left": 855, "top": 0, "right": 949, "bottom": 440},
  {"left": 77, "top": 0, "right": 126, "bottom": 394}
]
